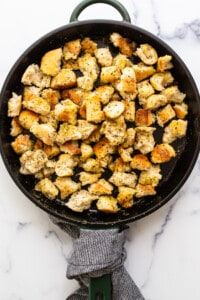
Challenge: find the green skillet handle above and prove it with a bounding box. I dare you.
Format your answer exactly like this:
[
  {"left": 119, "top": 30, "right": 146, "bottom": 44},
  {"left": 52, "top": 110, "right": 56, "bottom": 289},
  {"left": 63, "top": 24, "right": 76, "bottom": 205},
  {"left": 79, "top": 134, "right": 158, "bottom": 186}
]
[
  {"left": 69, "top": 0, "right": 131, "bottom": 23},
  {"left": 89, "top": 274, "right": 112, "bottom": 300}
]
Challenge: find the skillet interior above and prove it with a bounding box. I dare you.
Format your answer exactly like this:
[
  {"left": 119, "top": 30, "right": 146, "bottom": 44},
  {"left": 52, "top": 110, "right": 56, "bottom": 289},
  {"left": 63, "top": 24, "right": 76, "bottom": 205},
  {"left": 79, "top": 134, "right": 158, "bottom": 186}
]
[{"left": 0, "top": 20, "right": 200, "bottom": 227}]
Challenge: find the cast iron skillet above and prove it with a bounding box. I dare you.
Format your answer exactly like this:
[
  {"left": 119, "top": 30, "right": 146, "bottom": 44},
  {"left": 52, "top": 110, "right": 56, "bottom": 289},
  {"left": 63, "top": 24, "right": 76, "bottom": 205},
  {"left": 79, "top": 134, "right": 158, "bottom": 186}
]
[
  {"left": 0, "top": 0, "right": 200, "bottom": 229},
  {"left": 1, "top": 1, "right": 200, "bottom": 298}
]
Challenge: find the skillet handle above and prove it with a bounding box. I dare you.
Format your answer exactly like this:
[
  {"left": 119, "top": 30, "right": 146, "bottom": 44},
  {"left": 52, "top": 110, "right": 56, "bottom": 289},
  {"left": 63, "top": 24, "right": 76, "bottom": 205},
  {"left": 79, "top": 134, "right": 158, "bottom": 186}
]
[
  {"left": 69, "top": 0, "right": 131, "bottom": 23},
  {"left": 89, "top": 274, "right": 112, "bottom": 300}
]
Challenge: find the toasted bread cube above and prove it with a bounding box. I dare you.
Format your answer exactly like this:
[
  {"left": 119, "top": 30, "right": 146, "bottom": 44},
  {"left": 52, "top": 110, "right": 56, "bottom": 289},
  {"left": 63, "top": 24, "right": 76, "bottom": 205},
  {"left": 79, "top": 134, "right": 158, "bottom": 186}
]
[
  {"left": 101, "top": 116, "right": 126, "bottom": 146},
  {"left": 55, "top": 177, "right": 81, "bottom": 200},
  {"left": 79, "top": 172, "right": 101, "bottom": 186},
  {"left": 20, "top": 149, "right": 48, "bottom": 174},
  {"left": 161, "top": 86, "right": 186, "bottom": 104},
  {"left": 30, "top": 122, "right": 57, "bottom": 146},
  {"left": 59, "top": 141, "right": 81, "bottom": 156},
  {"left": 10, "top": 117, "right": 23, "bottom": 136},
  {"left": 78, "top": 54, "right": 99, "bottom": 81},
  {"left": 162, "top": 120, "right": 188, "bottom": 144},
  {"left": 95, "top": 47, "right": 113, "bottom": 66},
  {"left": 151, "top": 143, "right": 176, "bottom": 163},
  {"left": 96, "top": 195, "right": 119, "bottom": 213},
  {"left": 150, "top": 71, "right": 174, "bottom": 91},
  {"left": 137, "top": 79, "right": 155, "bottom": 105},
  {"left": 134, "top": 127, "right": 156, "bottom": 155},
  {"left": 56, "top": 123, "right": 82, "bottom": 144},
  {"left": 21, "top": 64, "right": 51, "bottom": 88},
  {"left": 43, "top": 144, "right": 60, "bottom": 159},
  {"left": 23, "top": 86, "right": 41, "bottom": 101},
  {"left": 55, "top": 153, "right": 77, "bottom": 177},
  {"left": 66, "top": 190, "right": 98, "bottom": 212},
  {"left": 157, "top": 55, "right": 173, "bottom": 72},
  {"left": 109, "top": 157, "right": 131, "bottom": 173},
  {"left": 77, "top": 75, "right": 95, "bottom": 91},
  {"left": 130, "top": 154, "right": 152, "bottom": 171},
  {"left": 115, "top": 67, "right": 137, "bottom": 101},
  {"left": 54, "top": 99, "right": 79, "bottom": 124},
  {"left": 41, "top": 88, "right": 61, "bottom": 109},
  {"left": 122, "top": 128, "right": 136, "bottom": 148},
  {"left": 8, "top": 92, "right": 22, "bottom": 117},
  {"left": 81, "top": 37, "right": 97, "bottom": 54},
  {"left": 173, "top": 103, "right": 188, "bottom": 119},
  {"left": 11, "top": 134, "right": 33, "bottom": 154},
  {"left": 63, "top": 39, "right": 81, "bottom": 60},
  {"left": 80, "top": 143, "right": 94, "bottom": 161},
  {"left": 117, "top": 186, "right": 136, "bottom": 208},
  {"left": 110, "top": 32, "right": 134, "bottom": 57},
  {"left": 86, "top": 95, "right": 105, "bottom": 123},
  {"left": 143, "top": 94, "right": 168, "bottom": 111},
  {"left": 88, "top": 178, "right": 114, "bottom": 196},
  {"left": 18, "top": 110, "right": 39, "bottom": 130},
  {"left": 40, "top": 48, "right": 62, "bottom": 76},
  {"left": 118, "top": 146, "right": 133, "bottom": 162},
  {"left": 77, "top": 120, "right": 98, "bottom": 140},
  {"left": 135, "top": 43, "right": 158, "bottom": 65},
  {"left": 109, "top": 171, "right": 137, "bottom": 188},
  {"left": 35, "top": 178, "right": 59, "bottom": 200},
  {"left": 135, "top": 183, "right": 156, "bottom": 198},
  {"left": 93, "top": 137, "right": 116, "bottom": 159},
  {"left": 100, "top": 66, "right": 121, "bottom": 84},
  {"left": 156, "top": 104, "right": 176, "bottom": 127},
  {"left": 133, "top": 63, "right": 156, "bottom": 82},
  {"left": 95, "top": 85, "right": 114, "bottom": 105},
  {"left": 112, "top": 53, "right": 133, "bottom": 71},
  {"left": 103, "top": 101, "right": 125, "bottom": 119},
  {"left": 51, "top": 69, "right": 77, "bottom": 89},
  {"left": 135, "top": 108, "right": 155, "bottom": 126},
  {"left": 80, "top": 158, "right": 103, "bottom": 173},
  {"left": 138, "top": 165, "right": 162, "bottom": 187},
  {"left": 122, "top": 100, "right": 135, "bottom": 122},
  {"left": 23, "top": 97, "right": 51, "bottom": 116}
]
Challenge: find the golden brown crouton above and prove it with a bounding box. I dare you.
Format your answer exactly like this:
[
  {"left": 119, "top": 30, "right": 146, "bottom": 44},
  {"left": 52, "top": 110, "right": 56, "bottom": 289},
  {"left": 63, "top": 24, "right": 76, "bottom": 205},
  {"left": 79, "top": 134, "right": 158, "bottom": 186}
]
[
  {"left": 11, "top": 134, "right": 33, "bottom": 154},
  {"left": 41, "top": 88, "right": 61, "bottom": 109},
  {"left": 40, "top": 48, "right": 62, "bottom": 76},
  {"left": 137, "top": 79, "right": 155, "bottom": 105},
  {"left": 23, "top": 97, "right": 51, "bottom": 116},
  {"left": 23, "top": 86, "right": 41, "bottom": 101},
  {"left": 151, "top": 143, "right": 176, "bottom": 163},
  {"left": 135, "top": 43, "right": 158, "bottom": 65},
  {"left": 173, "top": 103, "right": 188, "bottom": 119},
  {"left": 20, "top": 149, "right": 48, "bottom": 174},
  {"left": 109, "top": 157, "right": 131, "bottom": 173},
  {"left": 162, "top": 120, "right": 188, "bottom": 144},
  {"left": 77, "top": 120, "right": 98, "bottom": 140},
  {"left": 110, "top": 32, "right": 134, "bottom": 57},
  {"left": 117, "top": 186, "right": 136, "bottom": 208},
  {"left": 30, "top": 122, "right": 57, "bottom": 146},
  {"left": 80, "top": 158, "right": 103, "bottom": 173},
  {"left": 118, "top": 146, "right": 133, "bottom": 162},
  {"left": 130, "top": 154, "right": 152, "bottom": 171},
  {"left": 109, "top": 171, "right": 138, "bottom": 188},
  {"left": 161, "top": 86, "right": 186, "bottom": 104},
  {"left": 95, "top": 85, "right": 115, "bottom": 105},
  {"left": 21, "top": 64, "right": 51, "bottom": 88},
  {"left": 95, "top": 47, "right": 113, "bottom": 66},
  {"left": 56, "top": 123, "right": 82, "bottom": 144},
  {"left": 55, "top": 153, "right": 77, "bottom": 177},
  {"left": 157, "top": 55, "right": 173, "bottom": 72},
  {"left": 8, "top": 92, "right": 22, "bottom": 117},
  {"left": 35, "top": 178, "right": 59, "bottom": 200},
  {"left": 51, "top": 69, "right": 77, "bottom": 89},
  {"left": 79, "top": 172, "right": 101, "bottom": 186},
  {"left": 122, "top": 128, "right": 136, "bottom": 148},
  {"left": 156, "top": 104, "right": 176, "bottom": 127},
  {"left": 54, "top": 99, "right": 79, "bottom": 124},
  {"left": 18, "top": 110, "right": 39, "bottom": 130},
  {"left": 55, "top": 177, "right": 81, "bottom": 200},
  {"left": 100, "top": 66, "right": 121, "bottom": 84},
  {"left": 85, "top": 94, "right": 105, "bottom": 123},
  {"left": 138, "top": 165, "right": 162, "bottom": 187},
  {"left": 81, "top": 37, "right": 97, "bottom": 54},
  {"left": 134, "top": 127, "right": 156, "bottom": 155},
  {"left": 150, "top": 71, "right": 174, "bottom": 91},
  {"left": 43, "top": 144, "right": 60, "bottom": 159},
  {"left": 103, "top": 101, "right": 125, "bottom": 119},
  {"left": 80, "top": 143, "right": 94, "bottom": 161},
  {"left": 66, "top": 190, "right": 98, "bottom": 212},
  {"left": 96, "top": 195, "right": 119, "bottom": 213},
  {"left": 135, "top": 183, "right": 156, "bottom": 197},
  {"left": 10, "top": 117, "right": 23, "bottom": 136},
  {"left": 115, "top": 67, "right": 137, "bottom": 101},
  {"left": 93, "top": 137, "right": 116, "bottom": 159},
  {"left": 63, "top": 39, "right": 81, "bottom": 60},
  {"left": 143, "top": 94, "right": 168, "bottom": 111},
  {"left": 88, "top": 178, "right": 114, "bottom": 196},
  {"left": 135, "top": 108, "right": 155, "bottom": 126},
  {"left": 133, "top": 63, "right": 156, "bottom": 82},
  {"left": 121, "top": 100, "right": 135, "bottom": 122},
  {"left": 100, "top": 116, "right": 126, "bottom": 146},
  {"left": 59, "top": 141, "right": 81, "bottom": 156}
]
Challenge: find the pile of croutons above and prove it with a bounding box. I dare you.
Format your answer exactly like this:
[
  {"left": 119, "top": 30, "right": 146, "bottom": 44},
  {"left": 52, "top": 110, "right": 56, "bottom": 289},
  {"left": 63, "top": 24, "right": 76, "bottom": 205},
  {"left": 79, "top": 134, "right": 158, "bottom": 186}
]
[{"left": 7, "top": 32, "right": 188, "bottom": 213}]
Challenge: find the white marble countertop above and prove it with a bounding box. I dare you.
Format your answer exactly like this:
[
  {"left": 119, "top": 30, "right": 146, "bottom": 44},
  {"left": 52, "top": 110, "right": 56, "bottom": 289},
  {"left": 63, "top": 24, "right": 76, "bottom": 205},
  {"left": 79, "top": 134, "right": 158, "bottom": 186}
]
[{"left": 0, "top": 0, "right": 200, "bottom": 299}]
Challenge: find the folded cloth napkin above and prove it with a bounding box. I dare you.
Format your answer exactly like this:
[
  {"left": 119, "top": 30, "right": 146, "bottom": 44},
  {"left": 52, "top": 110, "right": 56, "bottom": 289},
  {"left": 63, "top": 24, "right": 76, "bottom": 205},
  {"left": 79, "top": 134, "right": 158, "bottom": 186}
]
[{"left": 50, "top": 216, "right": 145, "bottom": 300}]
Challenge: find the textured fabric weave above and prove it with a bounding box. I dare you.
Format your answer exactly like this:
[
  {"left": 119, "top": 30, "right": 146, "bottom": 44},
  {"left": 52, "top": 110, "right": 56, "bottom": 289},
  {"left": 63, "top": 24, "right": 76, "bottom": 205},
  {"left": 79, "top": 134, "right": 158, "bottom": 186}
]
[{"left": 50, "top": 216, "right": 145, "bottom": 300}]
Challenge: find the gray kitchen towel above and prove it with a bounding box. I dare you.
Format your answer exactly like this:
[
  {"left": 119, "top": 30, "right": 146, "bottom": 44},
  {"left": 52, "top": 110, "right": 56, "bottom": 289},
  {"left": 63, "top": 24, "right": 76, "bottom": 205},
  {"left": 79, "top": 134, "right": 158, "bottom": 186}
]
[{"left": 50, "top": 216, "right": 145, "bottom": 300}]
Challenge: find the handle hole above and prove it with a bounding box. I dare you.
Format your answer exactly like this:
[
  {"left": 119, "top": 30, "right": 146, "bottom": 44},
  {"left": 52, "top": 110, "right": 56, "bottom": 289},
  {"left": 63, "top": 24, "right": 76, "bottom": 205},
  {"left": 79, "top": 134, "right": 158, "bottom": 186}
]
[{"left": 77, "top": 3, "right": 123, "bottom": 21}]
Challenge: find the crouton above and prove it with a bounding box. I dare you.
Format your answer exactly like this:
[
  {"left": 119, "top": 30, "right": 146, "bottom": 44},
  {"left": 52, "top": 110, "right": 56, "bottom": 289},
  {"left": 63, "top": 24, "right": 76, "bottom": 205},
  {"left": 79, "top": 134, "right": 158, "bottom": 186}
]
[
  {"left": 135, "top": 108, "right": 155, "bottom": 126},
  {"left": 143, "top": 94, "right": 168, "bottom": 111},
  {"left": 55, "top": 154, "right": 78, "bottom": 177},
  {"left": 81, "top": 37, "right": 97, "bottom": 54},
  {"left": 66, "top": 190, "right": 98, "bottom": 212},
  {"left": 80, "top": 143, "right": 94, "bottom": 161},
  {"left": 109, "top": 157, "right": 131, "bottom": 173},
  {"left": 161, "top": 86, "right": 186, "bottom": 104},
  {"left": 103, "top": 101, "right": 125, "bottom": 119},
  {"left": 59, "top": 141, "right": 81, "bottom": 156},
  {"left": 156, "top": 104, "right": 176, "bottom": 127},
  {"left": 41, "top": 88, "right": 61, "bottom": 109},
  {"left": 118, "top": 146, "right": 133, "bottom": 162},
  {"left": 23, "top": 86, "right": 41, "bottom": 101},
  {"left": 157, "top": 55, "right": 173, "bottom": 72},
  {"left": 88, "top": 178, "right": 114, "bottom": 195},
  {"left": 101, "top": 116, "right": 126, "bottom": 146},
  {"left": 93, "top": 137, "right": 116, "bottom": 159},
  {"left": 23, "top": 97, "right": 51, "bottom": 116},
  {"left": 51, "top": 69, "right": 77, "bottom": 89},
  {"left": 55, "top": 177, "right": 81, "bottom": 200},
  {"left": 150, "top": 71, "right": 174, "bottom": 91},
  {"left": 35, "top": 178, "right": 59, "bottom": 200},
  {"left": 133, "top": 63, "right": 156, "bottom": 82},
  {"left": 80, "top": 158, "right": 103, "bottom": 173},
  {"left": 95, "top": 47, "right": 113, "bottom": 66},
  {"left": 43, "top": 144, "right": 60, "bottom": 159},
  {"left": 138, "top": 165, "right": 162, "bottom": 187},
  {"left": 85, "top": 94, "right": 105, "bottom": 123},
  {"left": 10, "top": 117, "right": 23, "bottom": 136},
  {"left": 100, "top": 66, "right": 121, "bottom": 84},
  {"left": 117, "top": 186, "right": 136, "bottom": 208},
  {"left": 56, "top": 123, "right": 82, "bottom": 144},
  {"left": 18, "top": 110, "right": 39, "bottom": 130},
  {"left": 20, "top": 149, "right": 48, "bottom": 174},
  {"left": 135, "top": 43, "right": 158, "bottom": 65},
  {"left": 122, "top": 128, "right": 136, "bottom": 148},
  {"left": 162, "top": 120, "right": 188, "bottom": 144},
  {"left": 109, "top": 171, "right": 137, "bottom": 188},
  {"left": 115, "top": 67, "right": 137, "bottom": 100},
  {"left": 40, "top": 48, "right": 62, "bottom": 76},
  {"left": 130, "top": 154, "right": 152, "bottom": 171},
  {"left": 95, "top": 85, "right": 114, "bottom": 105},
  {"left": 8, "top": 92, "right": 22, "bottom": 117},
  {"left": 151, "top": 143, "right": 176, "bottom": 163},
  {"left": 173, "top": 103, "right": 188, "bottom": 119},
  {"left": 30, "top": 122, "right": 57, "bottom": 146},
  {"left": 54, "top": 99, "right": 79, "bottom": 124},
  {"left": 21, "top": 64, "right": 51, "bottom": 88},
  {"left": 137, "top": 79, "right": 155, "bottom": 105},
  {"left": 79, "top": 172, "right": 101, "bottom": 186},
  {"left": 63, "top": 39, "right": 81, "bottom": 60},
  {"left": 135, "top": 183, "right": 156, "bottom": 197},
  {"left": 96, "top": 195, "right": 119, "bottom": 213},
  {"left": 134, "top": 127, "right": 156, "bottom": 155},
  {"left": 110, "top": 32, "right": 134, "bottom": 57},
  {"left": 77, "top": 120, "right": 98, "bottom": 140},
  {"left": 11, "top": 134, "right": 33, "bottom": 154}
]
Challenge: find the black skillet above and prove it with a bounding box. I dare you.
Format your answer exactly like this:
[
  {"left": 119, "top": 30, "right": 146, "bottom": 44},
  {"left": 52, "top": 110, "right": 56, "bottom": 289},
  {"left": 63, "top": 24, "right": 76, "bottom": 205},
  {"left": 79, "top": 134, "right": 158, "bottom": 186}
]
[{"left": 0, "top": 0, "right": 200, "bottom": 298}]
